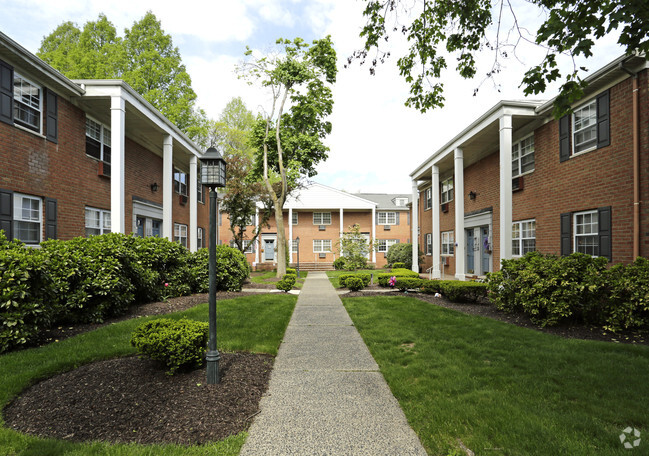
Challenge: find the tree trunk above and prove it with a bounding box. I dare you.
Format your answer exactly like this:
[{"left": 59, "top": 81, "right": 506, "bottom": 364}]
[{"left": 275, "top": 207, "right": 287, "bottom": 277}]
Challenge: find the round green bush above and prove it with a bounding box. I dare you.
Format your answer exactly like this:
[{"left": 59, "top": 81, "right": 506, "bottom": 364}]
[
  {"left": 333, "top": 257, "right": 347, "bottom": 270},
  {"left": 131, "top": 318, "right": 209, "bottom": 375},
  {"left": 276, "top": 274, "right": 296, "bottom": 292},
  {"left": 190, "top": 245, "right": 250, "bottom": 292},
  {"left": 346, "top": 276, "right": 365, "bottom": 291}
]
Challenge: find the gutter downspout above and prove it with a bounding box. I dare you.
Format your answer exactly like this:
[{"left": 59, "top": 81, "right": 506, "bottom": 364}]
[{"left": 620, "top": 62, "right": 640, "bottom": 259}]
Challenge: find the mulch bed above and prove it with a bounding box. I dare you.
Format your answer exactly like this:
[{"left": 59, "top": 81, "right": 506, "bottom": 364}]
[
  {"left": 345, "top": 287, "right": 649, "bottom": 346},
  {"left": 4, "top": 352, "right": 273, "bottom": 445}
]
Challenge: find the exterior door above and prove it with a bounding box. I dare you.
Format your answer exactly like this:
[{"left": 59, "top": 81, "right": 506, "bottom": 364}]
[
  {"left": 481, "top": 226, "right": 491, "bottom": 274},
  {"left": 466, "top": 228, "right": 475, "bottom": 274},
  {"left": 136, "top": 217, "right": 145, "bottom": 237},
  {"left": 264, "top": 239, "right": 275, "bottom": 261},
  {"left": 152, "top": 219, "right": 162, "bottom": 237}
]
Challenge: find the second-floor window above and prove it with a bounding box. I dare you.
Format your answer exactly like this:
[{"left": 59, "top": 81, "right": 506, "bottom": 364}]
[
  {"left": 174, "top": 169, "right": 188, "bottom": 196},
  {"left": 573, "top": 99, "right": 597, "bottom": 154},
  {"left": 313, "top": 212, "right": 331, "bottom": 225},
  {"left": 424, "top": 188, "right": 432, "bottom": 210},
  {"left": 13, "top": 73, "right": 41, "bottom": 132},
  {"left": 512, "top": 135, "right": 535, "bottom": 177},
  {"left": 86, "top": 117, "right": 111, "bottom": 165},
  {"left": 441, "top": 177, "right": 454, "bottom": 204},
  {"left": 378, "top": 212, "right": 397, "bottom": 225}
]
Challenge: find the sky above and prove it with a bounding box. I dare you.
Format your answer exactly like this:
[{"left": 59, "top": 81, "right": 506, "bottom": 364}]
[{"left": 0, "top": 0, "right": 625, "bottom": 194}]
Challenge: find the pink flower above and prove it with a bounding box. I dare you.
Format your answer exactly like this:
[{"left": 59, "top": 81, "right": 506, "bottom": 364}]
[
  {"left": 388, "top": 276, "right": 397, "bottom": 287},
  {"left": 164, "top": 283, "right": 169, "bottom": 287}
]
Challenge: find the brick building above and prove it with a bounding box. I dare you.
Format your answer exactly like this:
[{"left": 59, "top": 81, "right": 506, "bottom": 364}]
[
  {"left": 410, "top": 54, "right": 648, "bottom": 278},
  {"left": 218, "top": 183, "right": 411, "bottom": 269},
  {"left": 0, "top": 32, "right": 209, "bottom": 250}
]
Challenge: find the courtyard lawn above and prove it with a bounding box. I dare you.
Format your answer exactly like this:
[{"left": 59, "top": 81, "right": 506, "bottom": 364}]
[
  {"left": 342, "top": 296, "right": 649, "bottom": 456},
  {"left": 326, "top": 269, "right": 387, "bottom": 288},
  {"left": 249, "top": 270, "right": 308, "bottom": 288},
  {"left": 0, "top": 294, "right": 297, "bottom": 456}
]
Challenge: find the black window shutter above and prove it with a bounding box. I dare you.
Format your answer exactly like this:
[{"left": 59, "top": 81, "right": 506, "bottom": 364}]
[
  {"left": 0, "top": 188, "right": 13, "bottom": 239},
  {"left": 596, "top": 90, "right": 610, "bottom": 149},
  {"left": 45, "top": 198, "right": 57, "bottom": 240},
  {"left": 407, "top": 212, "right": 410, "bottom": 225},
  {"left": 560, "top": 212, "right": 572, "bottom": 255},
  {"left": 559, "top": 115, "right": 570, "bottom": 162},
  {"left": 45, "top": 89, "right": 58, "bottom": 143},
  {"left": 395, "top": 212, "right": 400, "bottom": 225},
  {"left": 0, "top": 60, "right": 14, "bottom": 125},
  {"left": 598, "top": 206, "right": 612, "bottom": 261}
]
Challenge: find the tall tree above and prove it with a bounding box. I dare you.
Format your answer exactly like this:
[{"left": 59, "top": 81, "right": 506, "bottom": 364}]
[
  {"left": 354, "top": 0, "right": 649, "bottom": 117},
  {"left": 38, "top": 12, "right": 199, "bottom": 133},
  {"left": 239, "top": 37, "right": 337, "bottom": 277}
]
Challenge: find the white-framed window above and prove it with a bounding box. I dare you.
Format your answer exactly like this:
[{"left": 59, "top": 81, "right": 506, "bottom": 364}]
[
  {"left": 174, "top": 223, "right": 188, "bottom": 248},
  {"left": 574, "top": 211, "right": 598, "bottom": 256},
  {"left": 197, "top": 227, "right": 204, "bottom": 249},
  {"left": 441, "top": 231, "right": 454, "bottom": 255},
  {"left": 424, "top": 188, "right": 432, "bottom": 210},
  {"left": 13, "top": 193, "right": 42, "bottom": 244},
  {"left": 313, "top": 239, "right": 332, "bottom": 253},
  {"left": 292, "top": 211, "right": 298, "bottom": 225},
  {"left": 378, "top": 211, "right": 397, "bottom": 225},
  {"left": 425, "top": 233, "right": 432, "bottom": 255},
  {"left": 313, "top": 212, "right": 331, "bottom": 225},
  {"left": 512, "top": 135, "right": 535, "bottom": 177},
  {"left": 85, "top": 117, "right": 112, "bottom": 166},
  {"left": 174, "top": 169, "right": 188, "bottom": 196},
  {"left": 85, "top": 207, "right": 111, "bottom": 237},
  {"left": 376, "top": 239, "right": 398, "bottom": 253},
  {"left": 13, "top": 73, "right": 42, "bottom": 132},
  {"left": 243, "top": 240, "right": 254, "bottom": 254},
  {"left": 512, "top": 220, "right": 536, "bottom": 256},
  {"left": 197, "top": 164, "right": 204, "bottom": 204},
  {"left": 292, "top": 239, "right": 298, "bottom": 253},
  {"left": 395, "top": 197, "right": 408, "bottom": 207},
  {"left": 441, "top": 177, "right": 454, "bottom": 204},
  {"left": 573, "top": 99, "right": 597, "bottom": 154}
]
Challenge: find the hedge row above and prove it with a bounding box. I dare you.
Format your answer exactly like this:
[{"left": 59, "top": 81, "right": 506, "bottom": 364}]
[
  {"left": 0, "top": 233, "right": 249, "bottom": 353},
  {"left": 485, "top": 252, "right": 649, "bottom": 331},
  {"left": 339, "top": 273, "right": 371, "bottom": 288},
  {"left": 377, "top": 269, "right": 420, "bottom": 286},
  {"left": 420, "top": 279, "right": 488, "bottom": 302}
]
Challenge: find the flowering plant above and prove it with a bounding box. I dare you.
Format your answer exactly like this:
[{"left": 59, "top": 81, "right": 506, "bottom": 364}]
[
  {"left": 388, "top": 276, "right": 397, "bottom": 288},
  {"left": 162, "top": 282, "right": 170, "bottom": 302}
]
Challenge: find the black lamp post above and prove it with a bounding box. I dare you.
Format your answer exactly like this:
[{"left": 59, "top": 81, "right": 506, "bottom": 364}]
[
  {"left": 295, "top": 236, "right": 300, "bottom": 279},
  {"left": 200, "top": 146, "right": 227, "bottom": 384}
]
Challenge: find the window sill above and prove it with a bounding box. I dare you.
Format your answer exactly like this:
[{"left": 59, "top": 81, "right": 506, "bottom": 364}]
[
  {"left": 512, "top": 169, "right": 535, "bottom": 179},
  {"left": 570, "top": 146, "right": 597, "bottom": 159},
  {"left": 14, "top": 123, "right": 45, "bottom": 139}
]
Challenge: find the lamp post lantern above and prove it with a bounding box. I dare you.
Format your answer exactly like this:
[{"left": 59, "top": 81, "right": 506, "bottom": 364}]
[
  {"left": 200, "top": 146, "right": 227, "bottom": 384},
  {"left": 295, "top": 236, "right": 300, "bottom": 279}
]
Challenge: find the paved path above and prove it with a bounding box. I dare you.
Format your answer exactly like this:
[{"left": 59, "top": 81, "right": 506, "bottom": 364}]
[{"left": 240, "top": 272, "right": 427, "bottom": 456}]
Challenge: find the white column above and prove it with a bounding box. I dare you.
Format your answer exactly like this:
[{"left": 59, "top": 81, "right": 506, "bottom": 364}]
[
  {"left": 339, "top": 208, "right": 344, "bottom": 255},
  {"left": 110, "top": 95, "right": 125, "bottom": 233},
  {"left": 431, "top": 165, "right": 441, "bottom": 279},
  {"left": 411, "top": 180, "right": 419, "bottom": 273},
  {"left": 162, "top": 135, "right": 173, "bottom": 241},
  {"left": 371, "top": 206, "right": 376, "bottom": 264},
  {"left": 189, "top": 156, "right": 198, "bottom": 252},
  {"left": 499, "top": 114, "right": 514, "bottom": 265},
  {"left": 454, "top": 148, "right": 466, "bottom": 281},
  {"left": 255, "top": 207, "right": 260, "bottom": 265},
  {"left": 288, "top": 207, "right": 293, "bottom": 264}
]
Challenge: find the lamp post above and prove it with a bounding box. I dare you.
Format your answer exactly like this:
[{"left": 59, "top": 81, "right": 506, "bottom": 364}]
[
  {"left": 200, "top": 146, "right": 227, "bottom": 384},
  {"left": 295, "top": 236, "right": 300, "bottom": 279}
]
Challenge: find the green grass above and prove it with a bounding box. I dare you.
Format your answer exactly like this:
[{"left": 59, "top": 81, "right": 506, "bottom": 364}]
[
  {"left": 0, "top": 294, "right": 297, "bottom": 456},
  {"left": 249, "top": 270, "right": 308, "bottom": 288},
  {"left": 325, "top": 269, "right": 387, "bottom": 288},
  {"left": 342, "top": 296, "right": 649, "bottom": 456}
]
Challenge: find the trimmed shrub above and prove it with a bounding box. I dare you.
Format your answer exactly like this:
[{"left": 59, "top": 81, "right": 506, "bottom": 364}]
[
  {"left": 598, "top": 257, "right": 649, "bottom": 331},
  {"left": 395, "top": 277, "right": 423, "bottom": 291},
  {"left": 189, "top": 245, "right": 250, "bottom": 292},
  {"left": 346, "top": 277, "right": 365, "bottom": 291},
  {"left": 386, "top": 243, "right": 424, "bottom": 270},
  {"left": 439, "top": 281, "right": 488, "bottom": 303},
  {"left": 131, "top": 318, "right": 208, "bottom": 375},
  {"left": 276, "top": 274, "right": 296, "bottom": 292},
  {"left": 420, "top": 279, "right": 443, "bottom": 294},
  {"left": 339, "top": 273, "right": 371, "bottom": 288},
  {"left": 377, "top": 269, "right": 419, "bottom": 287},
  {"left": 333, "top": 257, "right": 347, "bottom": 270},
  {"left": 286, "top": 268, "right": 297, "bottom": 275},
  {"left": 391, "top": 262, "right": 406, "bottom": 269}
]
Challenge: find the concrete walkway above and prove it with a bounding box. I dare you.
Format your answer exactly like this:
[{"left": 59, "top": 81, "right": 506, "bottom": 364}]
[{"left": 240, "top": 272, "right": 427, "bottom": 456}]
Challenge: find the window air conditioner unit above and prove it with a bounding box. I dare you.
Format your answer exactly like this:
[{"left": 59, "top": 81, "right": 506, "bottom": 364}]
[
  {"left": 512, "top": 176, "right": 524, "bottom": 192},
  {"left": 319, "top": 225, "right": 326, "bottom": 231},
  {"left": 97, "top": 161, "right": 111, "bottom": 178},
  {"left": 179, "top": 195, "right": 188, "bottom": 205},
  {"left": 441, "top": 203, "right": 449, "bottom": 213},
  {"left": 384, "top": 225, "right": 391, "bottom": 230},
  {"left": 319, "top": 253, "right": 326, "bottom": 258}
]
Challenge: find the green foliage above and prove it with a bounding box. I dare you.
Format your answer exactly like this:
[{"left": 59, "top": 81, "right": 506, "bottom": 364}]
[
  {"left": 377, "top": 269, "right": 420, "bottom": 287},
  {"left": 339, "top": 273, "right": 371, "bottom": 288},
  {"left": 286, "top": 268, "right": 297, "bottom": 275},
  {"left": 440, "top": 281, "right": 488, "bottom": 303},
  {"left": 131, "top": 318, "right": 208, "bottom": 375},
  {"left": 357, "top": 0, "right": 649, "bottom": 117},
  {"left": 391, "top": 262, "right": 405, "bottom": 269},
  {"left": 276, "top": 274, "right": 296, "bottom": 292},
  {"left": 484, "top": 252, "right": 648, "bottom": 329},
  {"left": 420, "top": 279, "right": 443, "bottom": 294},
  {"left": 337, "top": 224, "right": 371, "bottom": 270},
  {"left": 395, "top": 277, "right": 423, "bottom": 292},
  {"left": 190, "top": 246, "right": 250, "bottom": 292},
  {"left": 386, "top": 243, "right": 423, "bottom": 271},
  {"left": 346, "top": 277, "right": 365, "bottom": 292},
  {"left": 37, "top": 11, "right": 200, "bottom": 134},
  {"left": 333, "top": 257, "right": 346, "bottom": 270}
]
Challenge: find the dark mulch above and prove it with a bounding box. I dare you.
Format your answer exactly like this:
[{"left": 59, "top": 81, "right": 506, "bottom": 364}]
[
  {"left": 345, "top": 288, "right": 649, "bottom": 346},
  {"left": 4, "top": 352, "right": 273, "bottom": 445}
]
